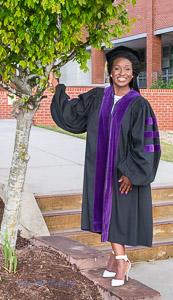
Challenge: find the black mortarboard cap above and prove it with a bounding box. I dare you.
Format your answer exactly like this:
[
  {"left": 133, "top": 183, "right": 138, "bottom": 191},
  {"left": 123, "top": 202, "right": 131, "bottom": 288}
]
[{"left": 106, "top": 45, "right": 140, "bottom": 64}]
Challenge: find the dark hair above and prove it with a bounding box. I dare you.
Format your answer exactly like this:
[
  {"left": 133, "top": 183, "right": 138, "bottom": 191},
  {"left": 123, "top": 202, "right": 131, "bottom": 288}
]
[{"left": 107, "top": 52, "right": 141, "bottom": 93}]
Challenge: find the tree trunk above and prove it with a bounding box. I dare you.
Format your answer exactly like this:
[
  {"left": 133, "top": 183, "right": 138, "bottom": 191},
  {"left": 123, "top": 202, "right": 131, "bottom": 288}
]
[{"left": 0, "top": 109, "right": 36, "bottom": 250}]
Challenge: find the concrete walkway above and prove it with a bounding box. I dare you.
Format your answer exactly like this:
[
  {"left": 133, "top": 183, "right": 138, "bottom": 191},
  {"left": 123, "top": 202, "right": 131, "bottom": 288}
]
[
  {"left": 130, "top": 259, "right": 173, "bottom": 300},
  {"left": 0, "top": 119, "right": 173, "bottom": 195},
  {"left": 0, "top": 119, "right": 173, "bottom": 299}
]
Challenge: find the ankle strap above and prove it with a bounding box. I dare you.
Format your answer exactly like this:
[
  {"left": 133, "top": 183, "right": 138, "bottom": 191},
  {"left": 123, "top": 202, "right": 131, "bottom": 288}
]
[{"left": 115, "top": 255, "right": 128, "bottom": 261}]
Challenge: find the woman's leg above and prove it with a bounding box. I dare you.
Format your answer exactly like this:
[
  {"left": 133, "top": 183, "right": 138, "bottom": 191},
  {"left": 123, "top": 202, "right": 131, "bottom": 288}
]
[{"left": 111, "top": 242, "right": 130, "bottom": 280}]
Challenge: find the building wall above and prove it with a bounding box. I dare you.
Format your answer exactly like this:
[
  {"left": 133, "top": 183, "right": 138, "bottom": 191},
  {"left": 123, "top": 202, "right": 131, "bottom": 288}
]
[
  {"left": 59, "top": 54, "right": 91, "bottom": 86},
  {"left": 126, "top": 0, "right": 147, "bottom": 36},
  {"left": 0, "top": 87, "right": 172, "bottom": 131},
  {"left": 154, "top": 0, "right": 173, "bottom": 30},
  {"left": 124, "top": 0, "right": 173, "bottom": 37}
]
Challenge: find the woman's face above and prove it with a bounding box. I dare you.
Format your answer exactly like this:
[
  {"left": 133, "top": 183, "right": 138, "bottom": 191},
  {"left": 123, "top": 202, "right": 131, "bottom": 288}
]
[{"left": 110, "top": 57, "right": 133, "bottom": 89}]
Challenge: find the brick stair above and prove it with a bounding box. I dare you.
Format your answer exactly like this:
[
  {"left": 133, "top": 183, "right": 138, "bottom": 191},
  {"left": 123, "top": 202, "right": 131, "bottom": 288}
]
[
  {"left": 34, "top": 188, "right": 173, "bottom": 299},
  {"left": 35, "top": 187, "right": 173, "bottom": 263}
]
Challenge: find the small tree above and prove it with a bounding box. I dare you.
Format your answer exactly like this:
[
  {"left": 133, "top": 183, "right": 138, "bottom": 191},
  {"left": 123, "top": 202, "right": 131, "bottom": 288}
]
[{"left": 0, "top": 0, "right": 136, "bottom": 250}]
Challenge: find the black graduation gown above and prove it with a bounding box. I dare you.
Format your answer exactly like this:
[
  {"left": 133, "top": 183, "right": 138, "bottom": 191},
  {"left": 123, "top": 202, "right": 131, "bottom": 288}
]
[{"left": 50, "top": 84, "right": 161, "bottom": 247}]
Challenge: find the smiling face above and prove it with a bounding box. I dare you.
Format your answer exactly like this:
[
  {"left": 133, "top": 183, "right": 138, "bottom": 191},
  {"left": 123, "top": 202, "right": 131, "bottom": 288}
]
[{"left": 111, "top": 57, "right": 133, "bottom": 91}]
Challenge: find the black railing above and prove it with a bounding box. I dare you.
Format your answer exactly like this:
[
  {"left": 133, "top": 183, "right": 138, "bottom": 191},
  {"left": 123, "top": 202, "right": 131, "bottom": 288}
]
[
  {"left": 138, "top": 71, "right": 147, "bottom": 89},
  {"left": 159, "top": 69, "right": 173, "bottom": 85}
]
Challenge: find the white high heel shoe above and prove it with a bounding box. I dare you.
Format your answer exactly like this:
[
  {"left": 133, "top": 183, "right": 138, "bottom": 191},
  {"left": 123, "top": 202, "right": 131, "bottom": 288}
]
[
  {"left": 111, "top": 254, "right": 131, "bottom": 287},
  {"left": 102, "top": 251, "right": 116, "bottom": 278}
]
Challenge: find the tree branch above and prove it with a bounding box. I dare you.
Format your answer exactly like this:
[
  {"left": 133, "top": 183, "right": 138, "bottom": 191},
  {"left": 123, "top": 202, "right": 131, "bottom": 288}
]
[
  {"left": 52, "top": 50, "right": 77, "bottom": 71},
  {"left": 45, "top": 63, "right": 54, "bottom": 78},
  {"left": 56, "top": 13, "right": 62, "bottom": 42},
  {"left": 26, "top": 74, "right": 39, "bottom": 82},
  {"left": 0, "top": 81, "right": 20, "bottom": 97},
  {"left": 10, "top": 74, "right": 32, "bottom": 96},
  {"left": 53, "top": 41, "right": 90, "bottom": 71}
]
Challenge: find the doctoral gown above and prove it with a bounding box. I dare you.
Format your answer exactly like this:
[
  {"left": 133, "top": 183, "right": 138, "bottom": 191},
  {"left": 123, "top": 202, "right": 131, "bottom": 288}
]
[{"left": 50, "top": 84, "right": 161, "bottom": 247}]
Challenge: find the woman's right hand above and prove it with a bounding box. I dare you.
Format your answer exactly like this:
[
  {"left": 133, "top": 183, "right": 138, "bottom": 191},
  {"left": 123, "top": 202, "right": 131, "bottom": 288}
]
[
  {"left": 118, "top": 175, "right": 133, "bottom": 195},
  {"left": 48, "top": 72, "right": 59, "bottom": 93}
]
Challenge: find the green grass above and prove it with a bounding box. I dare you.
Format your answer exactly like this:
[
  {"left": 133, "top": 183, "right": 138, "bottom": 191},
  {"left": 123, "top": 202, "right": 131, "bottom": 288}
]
[
  {"left": 160, "top": 142, "right": 173, "bottom": 162},
  {"left": 35, "top": 124, "right": 87, "bottom": 140},
  {"left": 35, "top": 125, "right": 173, "bottom": 162}
]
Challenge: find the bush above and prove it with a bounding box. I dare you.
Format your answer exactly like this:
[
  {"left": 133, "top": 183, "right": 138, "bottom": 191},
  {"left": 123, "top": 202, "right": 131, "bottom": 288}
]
[
  {"left": 166, "top": 78, "right": 173, "bottom": 89},
  {"left": 150, "top": 74, "right": 173, "bottom": 89},
  {"left": 150, "top": 74, "right": 166, "bottom": 89}
]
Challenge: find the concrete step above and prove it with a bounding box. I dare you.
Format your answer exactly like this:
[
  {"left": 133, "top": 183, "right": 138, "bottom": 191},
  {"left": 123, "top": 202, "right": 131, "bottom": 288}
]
[
  {"left": 99, "top": 239, "right": 173, "bottom": 263},
  {"left": 151, "top": 186, "right": 173, "bottom": 201},
  {"left": 42, "top": 203, "right": 173, "bottom": 231},
  {"left": 42, "top": 210, "right": 81, "bottom": 230},
  {"left": 35, "top": 193, "right": 82, "bottom": 211},
  {"left": 153, "top": 201, "right": 173, "bottom": 219},
  {"left": 53, "top": 219, "right": 173, "bottom": 246},
  {"left": 78, "top": 235, "right": 173, "bottom": 262},
  {"left": 32, "top": 235, "right": 161, "bottom": 299},
  {"left": 35, "top": 187, "right": 173, "bottom": 212}
]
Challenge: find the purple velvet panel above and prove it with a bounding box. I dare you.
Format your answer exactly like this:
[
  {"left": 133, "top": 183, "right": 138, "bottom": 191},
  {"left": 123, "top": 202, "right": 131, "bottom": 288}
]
[
  {"left": 144, "top": 131, "right": 160, "bottom": 139},
  {"left": 155, "top": 144, "right": 162, "bottom": 152},
  {"left": 153, "top": 117, "right": 157, "bottom": 125},
  {"left": 144, "top": 144, "right": 154, "bottom": 152},
  {"left": 93, "top": 87, "right": 140, "bottom": 242},
  {"left": 145, "top": 117, "right": 158, "bottom": 125},
  {"left": 92, "top": 86, "right": 114, "bottom": 236},
  {"left": 145, "top": 117, "right": 153, "bottom": 125},
  {"left": 144, "top": 144, "right": 161, "bottom": 152}
]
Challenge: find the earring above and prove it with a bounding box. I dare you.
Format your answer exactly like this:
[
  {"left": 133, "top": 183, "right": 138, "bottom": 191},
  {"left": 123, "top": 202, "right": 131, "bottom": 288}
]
[
  {"left": 132, "top": 76, "right": 134, "bottom": 78},
  {"left": 110, "top": 74, "right": 112, "bottom": 77}
]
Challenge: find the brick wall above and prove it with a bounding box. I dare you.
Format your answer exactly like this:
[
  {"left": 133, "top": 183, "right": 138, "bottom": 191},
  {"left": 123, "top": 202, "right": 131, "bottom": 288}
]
[
  {"left": 0, "top": 90, "right": 15, "bottom": 120},
  {"left": 0, "top": 87, "right": 173, "bottom": 131},
  {"left": 126, "top": 0, "right": 147, "bottom": 36},
  {"left": 91, "top": 48, "right": 104, "bottom": 84},
  {"left": 124, "top": 0, "right": 173, "bottom": 37},
  {"left": 154, "top": 0, "right": 173, "bottom": 30},
  {"left": 140, "top": 89, "right": 173, "bottom": 131}
]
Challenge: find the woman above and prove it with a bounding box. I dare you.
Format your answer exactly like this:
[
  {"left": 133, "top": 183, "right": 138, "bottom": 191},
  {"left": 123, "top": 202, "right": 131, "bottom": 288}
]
[{"left": 49, "top": 46, "right": 161, "bottom": 287}]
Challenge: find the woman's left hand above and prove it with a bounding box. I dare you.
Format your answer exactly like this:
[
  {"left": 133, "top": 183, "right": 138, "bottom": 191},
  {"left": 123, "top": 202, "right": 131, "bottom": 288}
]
[{"left": 118, "top": 175, "right": 133, "bottom": 195}]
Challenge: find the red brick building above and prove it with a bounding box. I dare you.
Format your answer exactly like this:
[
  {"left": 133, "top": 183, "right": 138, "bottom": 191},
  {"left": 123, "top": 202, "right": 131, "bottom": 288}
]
[
  {"left": 90, "top": 0, "right": 173, "bottom": 88},
  {"left": 0, "top": 0, "right": 173, "bottom": 130}
]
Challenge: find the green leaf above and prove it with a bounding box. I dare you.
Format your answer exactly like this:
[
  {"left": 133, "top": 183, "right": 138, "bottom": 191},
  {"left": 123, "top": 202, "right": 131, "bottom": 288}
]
[
  {"left": 131, "top": 17, "right": 136, "bottom": 23},
  {"left": 0, "top": 0, "right": 134, "bottom": 93},
  {"left": 13, "top": 255, "right": 17, "bottom": 273},
  {"left": 132, "top": 0, "right": 136, "bottom": 6},
  {"left": 19, "top": 60, "right": 27, "bottom": 69}
]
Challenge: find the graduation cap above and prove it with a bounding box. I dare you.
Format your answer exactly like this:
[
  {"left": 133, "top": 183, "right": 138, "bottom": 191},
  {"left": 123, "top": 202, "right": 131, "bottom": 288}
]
[{"left": 106, "top": 45, "right": 140, "bottom": 64}]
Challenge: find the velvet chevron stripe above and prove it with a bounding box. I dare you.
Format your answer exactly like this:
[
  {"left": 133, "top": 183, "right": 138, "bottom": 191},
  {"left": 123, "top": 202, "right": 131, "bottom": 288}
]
[
  {"left": 144, "top": 131, "right": 160, "bottom": 139},
  {"left": 145, "top": 117, "right": 157, "bottom": 125},
  {"left": 144, "top": 144, "right": 161, "bottom": 153}
]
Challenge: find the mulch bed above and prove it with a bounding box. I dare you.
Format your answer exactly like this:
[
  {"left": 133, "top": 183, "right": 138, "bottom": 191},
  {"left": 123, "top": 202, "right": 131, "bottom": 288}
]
[{"left": 0, "top": 199, "right": 103, "bottom": 300}]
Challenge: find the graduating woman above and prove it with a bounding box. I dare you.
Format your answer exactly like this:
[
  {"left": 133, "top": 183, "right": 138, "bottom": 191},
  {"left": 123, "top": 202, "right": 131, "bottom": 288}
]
[{"left": 49, "top": 46, "right": 161, "bottom": 287}]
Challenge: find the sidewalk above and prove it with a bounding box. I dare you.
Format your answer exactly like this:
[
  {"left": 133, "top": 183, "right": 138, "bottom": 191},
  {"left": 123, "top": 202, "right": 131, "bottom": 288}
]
[
  {"left": 0, "top": 119, "right": 173, "bottom": 299},
  {"left": 0, "top": 119, "right": 173, "bottom": 195}
]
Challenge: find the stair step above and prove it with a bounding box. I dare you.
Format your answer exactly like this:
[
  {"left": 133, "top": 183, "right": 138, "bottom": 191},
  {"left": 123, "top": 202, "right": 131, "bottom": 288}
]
[
  {"left": 152, "top": 198, "right": 173, "bottom": 205},
  {"left": 48, "top": 219, "right": 173, "bottom": 248},
  {"left": 35, "top": 187, "right": 173, "bottom": 213},
  {"left": 37, "top": 187, "right": 173, "bottom": 266},
  {"left": 153, "top": 201, "right": 173, "bottom": 219},
  {"left": 42, "top": 204, "right": 173, "bottom": 230},
  {"left": 35, "top": 193, "right": 82, "bottom": 211},
  {"left": 32, "top": 235, "right": 161, "bottom": 299},
  {"left": 94, "top": 238, "right": 173, "bottom": 263},
  {"left": 151, "top": 187, "right": 173, "bottom": 201},
  {"left": 43, "top": 210, "right": 81, "bottom": 230}
]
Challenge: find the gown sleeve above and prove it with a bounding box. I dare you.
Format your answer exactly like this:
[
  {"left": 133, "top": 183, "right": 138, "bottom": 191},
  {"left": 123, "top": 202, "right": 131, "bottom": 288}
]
[
  {"left": 50, "top": 84, "right": 102, "bottom": 134},
  {"left": 117, "top": 98, "right": 161, "bottom": 186}
]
